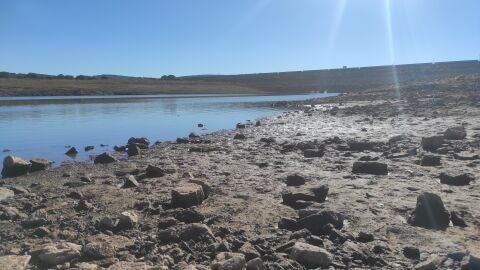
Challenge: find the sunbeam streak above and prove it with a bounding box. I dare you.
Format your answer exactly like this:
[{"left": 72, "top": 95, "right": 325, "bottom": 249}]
[
  {"left": 385, "top": 0, "right": 402, "bottom": 105},
  {"left": 324, "top": 0, "right": 347, "bottom": 66}
]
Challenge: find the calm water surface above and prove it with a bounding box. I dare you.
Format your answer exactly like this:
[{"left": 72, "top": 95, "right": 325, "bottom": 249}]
[{"left": 0, "top": 93, "right": 335, "bottom": 169}]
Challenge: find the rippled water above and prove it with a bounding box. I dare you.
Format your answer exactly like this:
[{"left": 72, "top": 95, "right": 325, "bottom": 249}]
[{"left": 0, "top": 93, "right": 335, "bottom": 169}]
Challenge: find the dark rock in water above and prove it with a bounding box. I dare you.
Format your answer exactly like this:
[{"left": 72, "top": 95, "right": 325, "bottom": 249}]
[
  {"left": 113, "top": 145, "right": 126, "bottom": 152},
  {"left": 84, "top": 145, "right": 94, "bottom": 152},
  {"left": 145, "top": 165, "right": 165, "bottom": 178},
  {"left": 65, "top": 147, "right": 78, "bottom": 156},
  {"left": 450, "top": 211, "right": 467, "bottom": 227},
  {"left": 29, "top": 158, "right": 52, "bottom": 172},
  {"left": 439, "top": 173, "right": 474, "bottom": 186},
  {"left": 127, "top": 137, "right": 150, "bottom": 149},
  {"left": 403, "top": 246, "right": 420, "bottom": 260},
  {"left": 421, "top": 136, "right": 445, "bottom": 150},
  {"left": 352, "top": 161, "right": 388, "bottom": 175},
  {"left": 286, "top": 174, "right": 306, "bottom": 186},
  {"left": 236, "top": 123, "right": 246, "bottom": 129},
  {"left": 127, "top": 144, "right": 140, "bottom": 157},
  {"left": 444, "top": 126, "right": 467, "bottom": 140},
  {"left": 282, "top": 184, "right": 329, "bottom": 208},
  {"left": 234, "top": 134, "right": 246, "bottom": 140},
  {"left": 297, "top": 211, "right": 344, "bottom": 235},
  {"left": 255, "top": 121, "right": 261, "bottom": 126},
  {"left": 122, "top": 175, "right": 139, "bottom": 188},
  {"left": 198, "top": 123, "right": 204, "bottom": 127},
  {"left": 94, "top": 153, "right": 118, "bottom": 164},
  {"left": 408, "top": 192, "right": 450, "bottom": 230},
  {"left": 176, "top": 137, "right": 189, "bottom": 144},
  {"left": 420, "top": 155, "right": 441, "bottom": 166},
  {"left": 2, "top": 155, "right": 31, "bottom": 178},
  {"left": 189, "top": 132, "right": 200, "bottom": 138},
  {"left": 303, "top": 149, "right": 325, "bottom": 158}
]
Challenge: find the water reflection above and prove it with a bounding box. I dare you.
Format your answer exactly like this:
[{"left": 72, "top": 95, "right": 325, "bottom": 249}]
[{"left": 0, "top": 93, "right": 335, "bottom": 169}]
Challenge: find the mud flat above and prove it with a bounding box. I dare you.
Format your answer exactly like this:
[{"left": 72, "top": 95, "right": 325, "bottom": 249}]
[{"left": 0, "top": 75, "right": 479, "bottom": 269}]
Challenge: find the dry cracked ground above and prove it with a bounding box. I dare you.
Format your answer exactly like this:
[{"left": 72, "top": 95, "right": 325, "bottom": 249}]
[{"left": 0, "top": 76, "right": 479, "bottom": 270}]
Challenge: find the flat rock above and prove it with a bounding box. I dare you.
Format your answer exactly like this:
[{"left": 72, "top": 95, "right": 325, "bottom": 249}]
[
  {"left": 414, "top": 255, "right": 443, "bottom": 270},
  {"left": 352, "top": 161, "right": 388, "bottom": 175},
  {"left": 29, "top": 158, "right": 53, "bottom": 172},
  {"left": 211, "top": 252, "right": 246, "bottom": 270},
  {"left": 420, "top": 155, "right": 441, "bottom": 166},
  {"left": 439, "top": 173, "right": 474, "bottom": 186},
  {"left": 290, "top": 241, "right": 333, "bottom": 267},
  {"left": 83, "top": 241, "right": 116, "bottom": 259},
  {"left": 32, "top": 241, "right": 82, "bottom": 266},
  {"left": 145, "top": 165, "right": 165, "bottom": 178},
  {"left": 282, "top": 184, "right": 329, "bottom": 208},
  {"left": 408, "top": 192, "right": 450, "bottom": 230},
  {"left": 0, "top": 187, "right": 14, "bottom": 201},
  {"left": 122, "top": 175, "right": 139, "bottom": 188},
  {"left": 421, "top": 136, "right": 445, "bottom": 150},
  {"left": 0, "top": 255, "right": 31, "bottom": 270},
  {"left": 286, "top": 174, "right": 306, "bottom": 186},
  {"left": 177, "top": 223, "right": 214, "bottom": 241},
  {"left": 444, "top": 126, "right": 467, "bottom": 140},
  {"left": 297, "top": 210, "right": 344, "bottom": 235},
  {"left": 171, "top": 183, "right": 205, "bottom": 208}
]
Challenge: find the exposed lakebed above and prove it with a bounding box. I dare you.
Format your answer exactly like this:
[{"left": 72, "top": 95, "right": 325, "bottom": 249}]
[{"left": 0, "top": 93, "right": 335, "bottom": 169}]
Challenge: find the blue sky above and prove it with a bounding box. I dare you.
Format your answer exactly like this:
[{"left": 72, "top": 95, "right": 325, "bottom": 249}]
[{"left": 0, "top": 0, "right": 479, "bottom": 77}]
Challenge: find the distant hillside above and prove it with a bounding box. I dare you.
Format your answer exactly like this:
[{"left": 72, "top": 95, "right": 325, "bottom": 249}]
[
  {"left": 0, "top": 60, "right": 479, "bottom": 96},
  {"left": 181, "top": 60, "right": 480, "bottom": 93}
]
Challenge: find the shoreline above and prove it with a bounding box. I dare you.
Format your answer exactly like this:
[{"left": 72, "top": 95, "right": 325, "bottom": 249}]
[{"left": 0, "top": 75, "right": 479, "bottom": 269}]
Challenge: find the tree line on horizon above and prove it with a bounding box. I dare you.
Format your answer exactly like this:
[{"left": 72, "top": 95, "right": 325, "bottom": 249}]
[{"left": 0, "top": 71, "right": 176, "bottom": 81}]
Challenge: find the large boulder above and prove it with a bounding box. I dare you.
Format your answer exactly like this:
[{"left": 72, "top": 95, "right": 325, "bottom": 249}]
[
  {"left": 29, "top": 158, "right": 53, "bottom": 172},
  {"left": 408, "top": 192, "right": 450, "bottom": 230},
  {"left": 171, "top": 184, "right": 205, "bottom": 208},
  {"left": 2, "top": 155, "right": 31, "bottom": 178},
  {"left": 0, "top": 255, "right": 31, "bottom": 270},
  {"left": 444, "top": 126, "right": 467, "bottom": 140},
  {"left": 352, "top": 161, "right": 388, "bottom": 175},
  {"left": 32, "top": 242, "right": 82, "bottom": 266},
  {"left": 290, "top": 242, "right": 333, "bottom": 268},
  {"left": 94, "top": 152, "right": 118, "bottom": 164}
]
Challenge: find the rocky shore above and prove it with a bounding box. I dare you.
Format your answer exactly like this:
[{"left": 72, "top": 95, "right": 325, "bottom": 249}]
[{"left": 0, "top": 76, "right": 479, "bottom": 269}]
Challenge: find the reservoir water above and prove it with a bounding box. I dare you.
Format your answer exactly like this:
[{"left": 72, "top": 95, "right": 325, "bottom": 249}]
[{"left": 0, "top": 93, "right": 335, "bottom": 169}]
